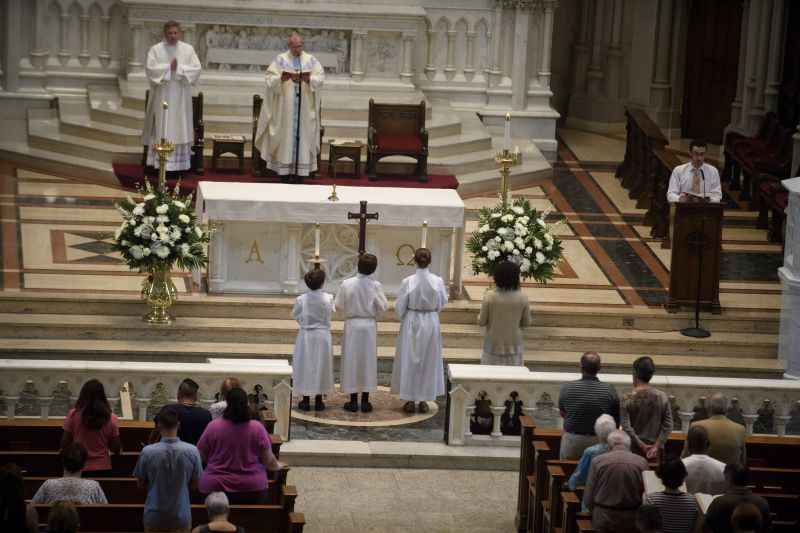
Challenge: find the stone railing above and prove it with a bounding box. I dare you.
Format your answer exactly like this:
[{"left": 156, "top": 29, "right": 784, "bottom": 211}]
[
  {"left": 0, "top": 358, "right": 293, "bottom": 441},
  {"left": 446, "top": 364, "right": 800, "bottom": 446}
]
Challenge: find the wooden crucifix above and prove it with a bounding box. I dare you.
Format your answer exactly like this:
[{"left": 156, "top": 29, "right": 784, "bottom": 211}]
[{"left": 347, "top": 200, "right": 379, "bottom": 255}]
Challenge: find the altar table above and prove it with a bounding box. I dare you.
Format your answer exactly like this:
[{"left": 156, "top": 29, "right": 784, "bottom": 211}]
[{"left": 195, "top": 182, "right": 465, "bottom": 296}]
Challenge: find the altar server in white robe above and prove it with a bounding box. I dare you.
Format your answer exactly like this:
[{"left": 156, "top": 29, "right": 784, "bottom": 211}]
[
  {"left": 143, "top": 21, "right": 202, "bottom": 172},
  {"left": 254, "top": 32, "right": 325, "bottom": 183},
  {"left": 292, "top": 269, "right": 335, "bottom": 412},
  {"left": 391, "top": 248, "right": 449, "bottom": 414},
  {"left": 335, "top": 253, "right": 388, "bottom": 413}
]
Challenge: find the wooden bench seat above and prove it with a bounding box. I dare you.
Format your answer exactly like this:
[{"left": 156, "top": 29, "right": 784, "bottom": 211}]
[{"left": 33, "top": 503, "right": 305, "bottom": 533}]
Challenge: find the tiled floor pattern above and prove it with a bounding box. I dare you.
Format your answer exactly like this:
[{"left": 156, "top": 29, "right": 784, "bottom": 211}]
[{"left": 288, "top": 466, "right": 518, "bottom": 533}]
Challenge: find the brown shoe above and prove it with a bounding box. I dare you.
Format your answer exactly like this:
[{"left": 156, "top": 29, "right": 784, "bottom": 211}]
[
  {"left": 403, "top": 401, "right": 416, "bottom": 414},
  {"left": 418, "top": 402, "right": 430, "bottom": 414}
]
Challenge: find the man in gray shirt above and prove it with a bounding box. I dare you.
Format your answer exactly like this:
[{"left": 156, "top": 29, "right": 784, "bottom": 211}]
[
  {"left": 134, "top": 407, "right": 203, "bottom": 533},
  {"left": 620, "top": 356, "right": 673, "bottom": 460}
]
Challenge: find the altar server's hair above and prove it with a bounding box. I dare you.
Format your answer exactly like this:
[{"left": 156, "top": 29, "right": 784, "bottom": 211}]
[
  {"left": 414, "top": 248, "right": 432, "bottom": 268},
  {"left": 163, "top": 20, "right": 181, "bottom": 33},
  {"left": 494, "top": 260, "right": 520, "bottom": 291},
  {"left": 305, "top": 268, "right": 326, "bottom": 290},
  {"left": 358, "top": 253, "right": 378, "bottom": 276}
]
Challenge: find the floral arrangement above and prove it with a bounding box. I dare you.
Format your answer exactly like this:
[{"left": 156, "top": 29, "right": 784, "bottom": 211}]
[
  {"left": 112, "top": 179, "right": 209, "bottom": 272},
  {"left": 467, "top": 197, "right": 564, "bottom": 282}
]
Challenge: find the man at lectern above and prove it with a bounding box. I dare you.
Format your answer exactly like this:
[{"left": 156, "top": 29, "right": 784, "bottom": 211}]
[{"left": 666, "top": 140, "right": 722, "bottom": 204}]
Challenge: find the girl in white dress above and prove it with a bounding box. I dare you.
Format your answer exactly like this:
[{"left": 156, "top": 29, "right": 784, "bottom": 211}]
[{"left": 292, "top": 269, "right": 335, "bottom": 411}]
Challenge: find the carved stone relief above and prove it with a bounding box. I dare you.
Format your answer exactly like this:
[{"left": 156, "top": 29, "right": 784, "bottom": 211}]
[{"left": 364, "top": 31, "right": 401, "bottom": 77}]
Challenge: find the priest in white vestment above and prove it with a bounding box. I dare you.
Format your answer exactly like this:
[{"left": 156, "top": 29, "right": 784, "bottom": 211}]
[
  {"left": 391, "top": 248, "right": 449, "bottom": 413},
  {"left": 143, "top": 21, "right": 202, "bottom": 172},
  {"left": 335, "top": 253, "right": 389, "bottom": 413},
  {"left": 254, "top": 32, "right": 325, "bottom": 183}
]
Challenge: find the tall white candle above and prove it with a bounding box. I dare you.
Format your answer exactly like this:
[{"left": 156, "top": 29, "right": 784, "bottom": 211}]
[
  {"left": 314, "top": 222, "right": 321, "bottom": 257},
  {"left": 504, "top": 112, "right": 511, "bottom": 152},
  {"left": 162, "top": 101, "right": 169, "bottom": 141},
  {"left": 421, "top": 220, "right": 428, "bottom": 248}
]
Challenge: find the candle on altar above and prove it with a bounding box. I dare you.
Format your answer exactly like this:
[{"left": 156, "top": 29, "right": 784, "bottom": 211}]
[
  {"left": 314, "top": 222, "right": 321, "bottom": 257},
  {"left": 161, "top": 101, "right": 169, "bottom": 141},
  {"left": 504, "top": 112, "right": 511, "bottom": 152},
  {"left": 421, "top": 220, "right": 428, "bottom": 248}
]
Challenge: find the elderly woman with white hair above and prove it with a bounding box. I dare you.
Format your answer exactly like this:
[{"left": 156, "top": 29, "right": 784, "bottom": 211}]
[
  {"left": 191, "top": 492, "right": 245, "bottom": 533},
  {"left": 568, "top": 414, "right": 617, "bottom": 491}
]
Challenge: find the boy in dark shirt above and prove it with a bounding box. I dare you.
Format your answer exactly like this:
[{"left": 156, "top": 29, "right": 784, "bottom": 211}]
[{"left": 165, "top": 378, "right": 212, "bottom": 445}]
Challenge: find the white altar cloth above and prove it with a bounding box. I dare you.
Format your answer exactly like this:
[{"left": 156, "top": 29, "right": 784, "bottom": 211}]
[{"left": 196, "top": 182, "right": 465, "bottom": 296}]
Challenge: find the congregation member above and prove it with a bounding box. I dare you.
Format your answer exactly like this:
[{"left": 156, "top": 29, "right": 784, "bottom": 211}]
[
  {"left": 209, "top": 377, "right": 241, "bottom": 420},
  {"left": 292, "top": 268, "right": 335, "bottom": 411},
  {"left": 61, "top": 379, "right": 121, "bottom": 475},
  {"left": 477, "top": 260, "right": 532, "bottom": 366},
  {"left": 704, "top": 464, "right": 771, "bottom": 533},
  {"left": 635, "top": 505, "right": 663, "bottom": 533},
  {"left": 0, "top": 463, "right": 38, "bottom": 533},
  {"left": 682, "top": 393, "right": 746, "bottom": 466},
  {"left": 134, "top": 407, "right": 203, "bottom": 533},
  {"left": 730, "top": 502, "right": 764, "bottom": 533},
  {"left": 197, "top": 387, "right": 284, "bottom": 503},
  {"left": 31, "top": 443, "right": 107, "bottom": 504},
  {"left": 392, "top": 248, "right": 449, "bottom": 414},
  {"left": 558, "top": 352, "right": 620, "bottom": 459},
  {"left": 620, "top": 356, "right": 672, "bottom": 459},
  {"left": 642, "top": 459, "right": 701, "bottom": 533},
  {"left": 165, "top": 378, "right": 212, "bottom": 445},
  {"left": 583, "top": 430, "right": 649, "bottom": 533},
  {"left": 568, "top": 414, "right": 617, "bottom": 491},
  {"left": 191, "top": 492, "right": 246, "bottom": 533},
  {"left": 335, "top": 253, "right": 388, "bottom": 413},
  {"left": 254, "top": 32, "right": 325, "bottom": 183},
  {"left": 143, "top": 21, "right": 201, "bottom": 173},
  {"left": 46, "top": 501, "right": 80, "bottom": 533},
  {"left": 681, "top": 425, "right": 725, "bottom": 494}
]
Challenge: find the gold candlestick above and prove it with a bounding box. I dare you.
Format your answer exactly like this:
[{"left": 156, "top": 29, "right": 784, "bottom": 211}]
[
  {"left": 327, "top": 183, "right": 339, "bottom": 202},
  {"left": 494, "top": 148, "right": 522, "bottom": 207},
  {"left": 155, "top": 101, "right": 174, "bottom": 192}
]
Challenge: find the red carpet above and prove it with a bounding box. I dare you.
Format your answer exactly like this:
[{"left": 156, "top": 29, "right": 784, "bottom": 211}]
[{"left": 113, "top": 164, "right": 459, "bottom": 194}]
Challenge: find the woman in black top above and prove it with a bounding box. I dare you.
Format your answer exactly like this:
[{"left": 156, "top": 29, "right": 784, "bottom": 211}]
[{"left": 192, "top": 492, "right": 245, "bottom": 533}]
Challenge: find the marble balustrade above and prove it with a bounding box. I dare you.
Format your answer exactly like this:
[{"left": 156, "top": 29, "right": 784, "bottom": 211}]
[
  {"left": 0, "top": 358, "right": 293, "bottom": 441},
  {"left": 446, "top": 363, "right": 800, "bottom": 446}
]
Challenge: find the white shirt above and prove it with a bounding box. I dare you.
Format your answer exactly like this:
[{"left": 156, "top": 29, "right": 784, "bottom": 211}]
[
  {"left": 682, "top": 453, "right": 726, "bottom": 495},
  {"left": 667, "top": 162, "right": 722, "bottom": 203}
]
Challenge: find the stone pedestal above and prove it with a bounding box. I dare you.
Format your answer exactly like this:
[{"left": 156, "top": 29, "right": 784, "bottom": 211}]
[{"left": 779, "top": 176, "right": 800, "bottom": 377}]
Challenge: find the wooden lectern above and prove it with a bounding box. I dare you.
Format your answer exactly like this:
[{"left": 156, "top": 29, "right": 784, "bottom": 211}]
[{"left": 665, "top": 202, "right": 723, "bottom": 314}]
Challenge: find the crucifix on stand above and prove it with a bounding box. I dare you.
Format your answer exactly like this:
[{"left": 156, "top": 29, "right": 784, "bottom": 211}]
[{"left": 347, "top": 200, "right": 379, "bottom": 255}]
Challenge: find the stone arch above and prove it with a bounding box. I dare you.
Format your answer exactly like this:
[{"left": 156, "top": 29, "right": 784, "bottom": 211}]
[
  {"left": 433, "top": 17, "right": 449, "bottom": 70},
  {"left": 47, "top": 1, "right": 63, "bottom": 56},
  {"left": 89, "top": 3, "right": 104, "bottom": 60},
  {"left": 454, "top": 18, "right": 469, "bottom": 74},
  {"left": 475, "top": 18, "right": 491, "bottom": 73},
  {"left": 109, "top": 2, "right": 127, "bottom": 63}
]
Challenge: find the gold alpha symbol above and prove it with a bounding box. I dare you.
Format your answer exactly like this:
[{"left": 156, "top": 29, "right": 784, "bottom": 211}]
[{"left": 245, "top": 240, "right": 264, "bottom": 264}]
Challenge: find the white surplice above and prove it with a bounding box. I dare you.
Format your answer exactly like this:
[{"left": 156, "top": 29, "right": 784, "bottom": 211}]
[
  {"left": 391, "top": 268, "right": 449, "bottom": 401},
  {"left": 335, "top": 274, "right": 389, "bottom": 394},
  {"left": 143, "top": 40, "right": 201, "bottom": 171},
  {"left": 254, "top": 51, "right": 324, "bottom": 176},
  {"left": 292, "top": 289, "right": 335, "bottom": 396}
]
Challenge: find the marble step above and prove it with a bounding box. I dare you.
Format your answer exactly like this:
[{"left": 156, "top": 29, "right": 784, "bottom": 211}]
[
  {"left": 0, "top": 141, "right": 115, "bottom": 186},
  {"left": 0, "top": 340, "right": 784, "bottom": 379},
  {"left": 0, "top": 292, "right": 780, "bottom": 334},
  {"left": 457, "top": 159, "right": 552, "bottom": 196},
  {"left": 0, "top": 314, "right": 778, "bottom": 357},
  {"left": 28, "top": 116, "right": 140, "bottom": 164}
]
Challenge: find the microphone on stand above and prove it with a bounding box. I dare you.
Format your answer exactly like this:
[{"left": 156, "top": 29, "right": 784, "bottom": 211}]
[{"left": 699, "top": 167, "right": 707, "bottom": 202}]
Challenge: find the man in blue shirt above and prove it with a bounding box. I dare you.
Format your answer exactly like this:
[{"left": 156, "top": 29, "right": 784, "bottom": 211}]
[{"left": 134, "top": 406, "right": 203, "bottom": 532}]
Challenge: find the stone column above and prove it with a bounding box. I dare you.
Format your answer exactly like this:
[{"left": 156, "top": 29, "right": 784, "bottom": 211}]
[
  {"left": 572, "top": 0, "right": 591, "bottom": 93},
  {"left": 128, "top": 22, "right": 144, "bottom": 73},
  {"left": 464, "top": 31, "right": 476, "bottom": 79},
  {"left": 586, "top": 0, "right": 605, "bottom": 97},
  {"left": 605, "top": 0, "right": 624, "bottom": 100},
  {"left": 537, "top": 0, "right": 557, "bottom": 90},
  {"left": 779, "top": 177, "right": 800, "bottom": 378},
  {"left": 350, "top": 30, "right": 367, "bottom": 81},
  {"left": 752, "top": 0, "right": 773, "bottom": 127},
  {"left": 29, "top": 0, "right": 49, "bottom": 69},
  {"left": 2, "top": 0, "right": 22, "bottom": 91},
  {"left": 489, "top": 3, "right": 504, "bottom": 85},
  {"left": 510, "top": 4, "right": 531, "bottom": 110},
  {"left": 444, "top": 30, "right": 457, "bottom": 78},
  {"left": 729, "top": 0, "right": 750, "bottom": 129},
  {"left": 99, "top": 16, "right": 112, "bottom": 68},
  {"left": 742, "top": 0, "right": 762, "bottom": 132},
  {"left": 764, "top": 0, "right": 784, "bottom": 113},
  {"left": 650, "top": 0, "right": 675, "bottom": 110},
  {"left": 447, "top": 386, "right": 469, "bottom": 445},
  {"left": 79, "top": 14, "right": 90, "bottom": 66},
  {"left": 400, "top": 32, "right": 415, "bottom": 82},
  {"left": 424, "top": 28, "right": 436, "bottom": 80},
  {"left": 58, "top": 12, "right": 71, "bottom": 66},
  {"left": 208, "top": 221, "right": 225, "bottom": 293}
]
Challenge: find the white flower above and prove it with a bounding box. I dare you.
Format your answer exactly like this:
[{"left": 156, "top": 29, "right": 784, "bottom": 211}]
[
  {"left": 155, "top": 204, "right": 169, "bottom": 215},
  {"left": 171, "top": 228, "right": 182, "bottom": 241},
  {"left": 546, "top": 243, "right": 553, "bottom": 251},
  {"left": 151, "top": 233, "right": 158, "bottom": 241},
  {"left": 514, "top": 237, "right": 525, "bottom": 248},
  {"left": 537, "top": 218, "right": 546, "bottom": 227},
  {"left": 477, "top": 257, "right": 487, "bottom": 264},
  {"left": 491, "top": 212, "right": 502, "bottom": 218},
  {"left": 482, "top": 246, "right": 488, "bottom": 252},
  {"left": 143, "top": 193, "right": 155, "bottom": 201},
  {"left": 536, "top": 252, "right": 546, "bottom": 264},
  {"left": 130, "top": 245, "right": 144, "bottom": 259},
  {"left": 512, "top": 206, "right": 524, "bottom": 215},
  {"left": 156, "top": 215, "right": 170, "bottom": 224},
  {"left": 145, "top": 216, "right": 156, "bottom": 224},
  {"left": 132, "top": 204, "right": 145, "bottom": 216},
  {"left": 142, "top": 247, "right": 151, "bottom": 256},
  {"left": 504, "top": 240, "right": 514, "bottom": 252},
  {"left": 525, "top": 246, "right": 533, "bottom": 254},
  {"left": 195, "top": 227, "right": 203, "bottom": 238},
  {"left": 121, "top": 240, "right": 130, "bottom": 246},
  {"left": 154, "top": 246, "right": 170, "bottom": 258},
  {"left": 512, "top": 249, "right": 520, "bottom": 255},
  {"left": 133, "top": 226, "right": 143, "bottom": 237},
  {"left": 179, "top": 243, "right": 190, "bottom": 256},
  {"left": 178, "top": 214, "right": 191, "bottom": 224},
  {"left": 478, "top": 224, "right": 490, "bottom": 233},
  {"left": 494, "top": 236, "right": 502, "bottom": 243},
  {"left": 173, "top": 200, "right": 186, "bottom": 209},
  {"left": 520, "top": 263, "right": 530, "bottom": 273},
  {"left": 534, "top": 238, "right": 542, "bottom": 250},
  {"left": 497, "top": 227, "right": 507, "bottom": 236},
  {"left": 501, "top": 214, "right": 514, "bottom": 223},
  {"left": 544, "top": 233, "right": 554, "bottom": 243},
  {"left": 184, "top": 227, "right": 191, "bottom": 233}
]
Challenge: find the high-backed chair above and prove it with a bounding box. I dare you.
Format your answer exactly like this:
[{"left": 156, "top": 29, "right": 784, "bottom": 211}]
[
  {"left": 252, "top": 94, "right": 324, "bottom": 177},
  {"left": 366, "top": 98, "right": 428, "bottom": 182},
  {"left": 142, "top": 90, "right": 204, "bottom": 174}
]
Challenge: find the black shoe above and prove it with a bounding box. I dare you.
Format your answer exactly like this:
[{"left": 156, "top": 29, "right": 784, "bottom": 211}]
[
  {"left": 343, "top": 400, "right": 359, "bottom": 412},
  {"left": 298, "top": 397, "right": 311, "bottom": 411},
  {"left": 360, "top": 401, "right": 373, "bottom": 413},
  {"left": 314, "top": 395, "right": 325, "bottom": 411},
  {"left": 418, "top": 402, "right": 430, "bottom": 414},
  {"left": 403, "top": 401, "right": 416, "bottom": 414}
]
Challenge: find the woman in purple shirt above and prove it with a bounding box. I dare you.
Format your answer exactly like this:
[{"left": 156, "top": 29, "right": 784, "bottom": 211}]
[{"left": 197, "top": 387, "right": 284, "bottom": 504}]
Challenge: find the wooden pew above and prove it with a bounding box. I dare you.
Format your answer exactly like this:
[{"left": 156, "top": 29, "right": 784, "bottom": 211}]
[
  {"left": 561, "top": 491, "right": 582, "bottom": 533},
  {"left": 1, "top": 437, "right": 283, "bottom": 477},
  {"left": 33, "top": 503, "right": 305, "bottom": 533},
  {"left": 0, "top": 417, "right": 277, "bottom": 452},
  {"left": 516, "top": 415, "right": 536, "bottom": 532},
  {"left": 527, "top": 440, "right": 556, "bottom": 533},
  {"left": 576, "top": 518, "right": 596, "bottom": 533},
  {"left": 541, "top": 460, "right": 578, "bottom": 533}
]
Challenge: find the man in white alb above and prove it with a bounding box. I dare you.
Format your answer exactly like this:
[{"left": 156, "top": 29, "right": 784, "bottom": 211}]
[
  {"left": 254, "top": 32, "right": 325, "bottom": 183},
  {"left": 143, "top": 21, "right": 202, "bottom": 173},
  {"left": 667, "top": 139, "right": 722, "bottom": 204}
]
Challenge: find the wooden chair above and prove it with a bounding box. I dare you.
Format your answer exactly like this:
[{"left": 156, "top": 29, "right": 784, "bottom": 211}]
[
  {"left": 142, "top": 90, "right": 205, "bottom": 174},
  {"left": 366, "top": 98, "right": 428, "bottom": 182},
  {"left": 252, "top": 95, "right": 324, "bottom": 177}
]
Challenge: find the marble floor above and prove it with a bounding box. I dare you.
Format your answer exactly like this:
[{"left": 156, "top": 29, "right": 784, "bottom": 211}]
[{"left": 288, "top": 466, "right": 518, "bottom": 533}]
